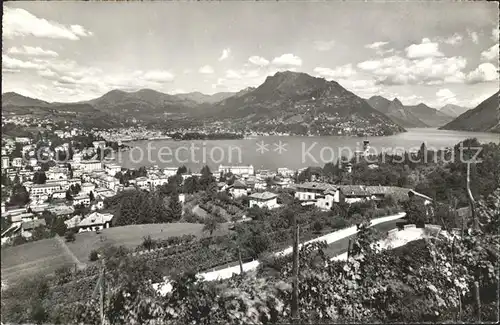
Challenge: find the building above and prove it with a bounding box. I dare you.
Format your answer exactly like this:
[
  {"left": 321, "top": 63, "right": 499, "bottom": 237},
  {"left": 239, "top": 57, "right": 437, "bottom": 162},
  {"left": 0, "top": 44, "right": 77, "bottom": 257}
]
[
  {"left": 78, "top": 212, "right": 113, "bottom": 232},
  {"left": 92, "top": 140, "right": 106, "bottom": 149},
  {"left": 230, "top": 180, "right": 249, "bottom": 198},
  {"left": 81, "top": 182, "right": 96, "bottom": 195},
  {"left": 294, "top": 182, "right": 339, "bottom": 210},
  {"left": 277, "top": 167, "right": 295, "bottom": 177},
  {"left": 249, "top": 192, "right": 279, "bottom": 209},
  {"left": 79, "top": 160, "right": 102, "bottom": 172},
  {"left": 21, "top": 219, "right": 46, "bottom": 239},
  {"left": 104, "top": 163, "right": 121, "bottom": 176},
  {"left": 218, "top": 165, "right": 254, "bottom": 176},
  {"left": 1, "top": 156, "right": 10, "bottom": 169},
  {"left": 15, "top": 137, "right": 31, "bottom": 144},
  {"left": 28, "top": 183, "right": 65, "bottom": 201},
  {"left": 163, "top": 167, "right": 179, "bottom": 177},
  {"left": 51, "top": 190, "right": 67, "bottom": 200},
  {"left": 73, "top": 194, "right": 91, "bottom": 207},
  {"left": 11, "top": 158, "right": 23, "bottom": 168},
  {"left": 46, "top": 167, "right": 68, "bottom": 180},
  {"left": 65, "top": 215, "right": 82, "bottom": 229}
]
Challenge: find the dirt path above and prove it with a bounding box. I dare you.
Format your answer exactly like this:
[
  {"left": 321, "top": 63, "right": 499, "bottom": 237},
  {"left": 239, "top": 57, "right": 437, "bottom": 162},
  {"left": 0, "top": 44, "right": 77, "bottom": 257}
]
[{"left": 55, "top": 235, "right": 86, "bottom": 270}]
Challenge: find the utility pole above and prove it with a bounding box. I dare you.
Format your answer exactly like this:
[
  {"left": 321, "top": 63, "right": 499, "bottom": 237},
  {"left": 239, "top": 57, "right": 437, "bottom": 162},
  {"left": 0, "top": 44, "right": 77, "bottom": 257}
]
[
  {"left": 291, "top": 213, "right": 299, "bottom": 321},
  {"left": 466, "top": 162, "right": 478, "bottom": 230},
  {"left": 100, "top": 258, "right": 106, "bottom": 325},
  {"left": 237, "top": 244, "right": 244, "bottom": 275}
]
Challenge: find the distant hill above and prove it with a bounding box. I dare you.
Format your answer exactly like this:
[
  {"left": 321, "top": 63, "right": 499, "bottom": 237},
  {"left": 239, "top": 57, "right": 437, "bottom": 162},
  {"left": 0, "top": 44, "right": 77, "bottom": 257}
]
[
  {"left": 82, "top": 88, "right": 201, "bottom": 120},
  {"left": 206, "top": 71, "right": 405, "bottom": 136},
  {"left": 440, "top": 91, "right": 499, "bottom": 133},
  {"left": 1, "top": 92, "right": 50, "bottom": 107},
  {"left": 404, "top": 103, "right": 453, "bottom": 127},
  {"left": 439, "top": 104, "right": 471, "bottom": 117},
  {"left": 173, "top": 91, "right": 235, "bottom": 104},
  {"left": 367, "top": 96, "right": 454, "bottom": 128}
]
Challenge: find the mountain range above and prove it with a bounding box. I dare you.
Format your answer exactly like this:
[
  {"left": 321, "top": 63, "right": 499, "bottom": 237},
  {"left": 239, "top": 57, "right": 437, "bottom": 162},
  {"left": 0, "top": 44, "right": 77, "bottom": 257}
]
[
  {"left": 366, "top": 96, "right": 455, "bottom": 128},
  {"left": 438, "top": 104, "right": 470, "bottom": 117},
  {"left": 440, "top": 91, "right": 499, "bottom": 133},
  {"left": 2, "top": 70, "right": 497, "bottom": 135}
]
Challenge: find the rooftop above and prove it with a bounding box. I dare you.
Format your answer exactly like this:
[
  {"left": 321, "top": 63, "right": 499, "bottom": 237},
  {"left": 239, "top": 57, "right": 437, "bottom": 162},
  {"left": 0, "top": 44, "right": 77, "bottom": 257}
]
[
  {"left": 296, "top": 182, "right": 337, "bottom": 191},
  {"left": 249, "top": 191, "right": 277, "bottom": 200},
  {"left": 78, "top": 212, "right": 114, "bottom": 227}
]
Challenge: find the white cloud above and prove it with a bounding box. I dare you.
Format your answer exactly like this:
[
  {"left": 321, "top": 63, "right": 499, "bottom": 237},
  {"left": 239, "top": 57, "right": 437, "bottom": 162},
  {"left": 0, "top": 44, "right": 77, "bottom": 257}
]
[
  {"left": 492, "top": 28, "right": 499, "bottom": 42},
  {"left": 365, "top": 41, "right": 388, "bottom": 50},
  {"left": 38, "top": 69, "right": 57, "bottom": 78},
  {"left": 357, "top": 55, "right": 467, "bottom": 85},
  {"left": 436, "top": 88, "right": 458, "bottom": 105},
  {"left": 141, "top": 70, "right": 175, "bottom": 82},
  {"left": 8, "top": 46, "right": 59, "bottom": 57},
  {"left": 405, "top": 38, "right": 444, "bottom": 59},
  {"left": 481, "top": 44, "right": 499, "bottom": 61},
  {"left": 313, "top": 40, "right": 335, "bottom": 51},
  {"left": 2, "top": 54, "right": 44, "bottom": 70},
  {"left": 218, "top": 48, "right": 231, "bottom": 61},
  {"left": 314, "top": 64, "right": 357, "bottom": 80},
  {"left": 198, "top": 65, "right": 215, "bottom": 74},
  {"left": 442, "top": 33, "right": 463, "bottom": 46},
  {"left": 3, "top": 7, "right": 92, "bottom": 40},
  {"left": 468, "top": 30, "right": 479, "bottom": 44},
  {"left": 248, "top": 56, "right": 270, "bottom": 67},
  {"left": 466, "top": 63, "right": 499, "bottom": 84},
  {"left": 271, "top": 53, "right": 302, "bottom": 67}
]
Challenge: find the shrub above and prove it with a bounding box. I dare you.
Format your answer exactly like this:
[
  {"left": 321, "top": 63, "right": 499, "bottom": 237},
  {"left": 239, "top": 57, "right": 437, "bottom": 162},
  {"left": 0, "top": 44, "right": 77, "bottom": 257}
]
[
  {"left": 312, "top": 220, "right": 324, "bottom": 234},
  {"left": 330, "top": 217, "right": 348, "bottom": 230},
  {"left": 64, "top": 230, "right": 75, "bottom": 242},
  {"left": 142, "top": 235, "right": 156, "bottom": 251},
  {"left": 88, "top": 250, "right": 99, "bottom": 262}
]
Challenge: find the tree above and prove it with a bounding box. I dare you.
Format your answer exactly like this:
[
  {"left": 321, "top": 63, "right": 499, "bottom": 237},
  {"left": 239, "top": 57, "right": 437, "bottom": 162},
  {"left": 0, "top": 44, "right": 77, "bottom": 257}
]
[
  {"left": 142, "top": 235, "right": 156, "bottom": 251},
  {"left": 200, "top": 165, "right": 216, "bottom": 191},
  {"left": 65, "top": 190, "right": 73, "bottom": 201},
  {"left": 33, "top": 171, "right": 47, "bottom": 184},
  {"left": 64, "top": 230, "right": 75, "bottom": 242},
  {"left": 89, "top": 190, "right": 95, "bottom": 202},
  {"left": 403, "top": 197, "right": 428, "bottom": 227},
  {"left": 169, "top": 193, "right": 183, "bottom": 221},
  {"left": 30, "top": 300, "right": 48, "bottom": 325},
  {"left": 183, "top": 176, "right": 200, "bottom": 194},
  {"left": 51, "top": 217, "right": 68, "bottom": 236},
  {"left": 203, "top": 216, "right": 220, "bottom": 237},
  {"left": 9, "top": 184, "right": 30, "bottom": 206},
  {"left": 89, "top": 250, "right": 99, "bottom": 261},
  {"left": 177, "top": 165, "right": 188, "bottom": 175}
]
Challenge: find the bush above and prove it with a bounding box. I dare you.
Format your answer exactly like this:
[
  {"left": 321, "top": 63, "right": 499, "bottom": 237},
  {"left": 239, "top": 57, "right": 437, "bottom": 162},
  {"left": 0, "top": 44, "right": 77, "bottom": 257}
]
[
  {"left": 88, "top": 250, "right": 99, "bottom": 262},
  {"left": 329, "top": 217, "right": 348, "bottom": 230},
  {"left": 64, "top": 230, "right": 75, "bottom": 242},
  {"left": 142, "top": 235, "right": 156, "bottom": 251},
  {"left": 312, "top": 220, "right": 324, "bottom": 234}
]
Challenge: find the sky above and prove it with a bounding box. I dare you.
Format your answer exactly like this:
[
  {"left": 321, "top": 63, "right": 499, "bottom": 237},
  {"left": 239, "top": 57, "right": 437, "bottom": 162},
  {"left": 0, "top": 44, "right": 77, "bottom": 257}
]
[{"left": 2, "top": 1, "right": 499, "bottom": 108}]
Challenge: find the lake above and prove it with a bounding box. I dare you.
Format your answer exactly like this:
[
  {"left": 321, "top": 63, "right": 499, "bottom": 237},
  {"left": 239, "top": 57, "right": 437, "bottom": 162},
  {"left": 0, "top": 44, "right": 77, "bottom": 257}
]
[{"left": 109, "top": 128, "right": 500, "bottom": 172}]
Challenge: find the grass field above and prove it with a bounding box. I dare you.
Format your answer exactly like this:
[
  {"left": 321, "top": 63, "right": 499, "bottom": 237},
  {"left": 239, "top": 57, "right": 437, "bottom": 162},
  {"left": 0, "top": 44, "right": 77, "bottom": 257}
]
[
  {"left": 1, "top": 222, "right": 230, "bottom": 286},
  {"left": 1, "top": 237, "right": 75, "bottom": 286}
]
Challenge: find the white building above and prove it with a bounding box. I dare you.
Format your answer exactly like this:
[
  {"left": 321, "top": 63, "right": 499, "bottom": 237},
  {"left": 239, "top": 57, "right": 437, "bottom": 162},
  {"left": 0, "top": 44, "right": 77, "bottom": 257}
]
[
  {"left": 104, "top": 163, "right": 121, "bottom": 176},
  {"left": 15, "top": 137, "right": 31, "bottom": 144},
  {"left": 230, "top": 180, "right": 249, "bottom": 198},
  {"left": 79, "top": 160, "right": 102, "bottom": 172},
  {"left": 277, "top": 167, "right": 295, "bottom": 177},
  {"left": 46, "top": 167, "right": 68, "bottom": 180},
  {"left": 28, "top": 182, "right": 65, "bottom": 201},
  {"left": 218, "top": 165, "right": 254, "bottom": 176},
  {"left": 73, "top": 194, "right": 91, "bottom": 207},
  {"left": 163, "top": 167, "right": 179, "bottom": 177},
  {"left": 92, "top": 141, "right": 106, "bottom": 149},
  {"left": 78, "top": 212, "right": 113, "bottom": 232},
  {"left": 294, "top": 182, "right": 339, "bottom": 211},
  {"left": 1, "top": 156, "right": 10, "bottom": 169},
  {"left": 81, "top": 182, "right": 96, "bottom": 195},
  {"left": 11, "top": 158, "right": 23, "bottom": 168},
  {"left": 249, "top": 192, "right": 278, "bottom": 209}
]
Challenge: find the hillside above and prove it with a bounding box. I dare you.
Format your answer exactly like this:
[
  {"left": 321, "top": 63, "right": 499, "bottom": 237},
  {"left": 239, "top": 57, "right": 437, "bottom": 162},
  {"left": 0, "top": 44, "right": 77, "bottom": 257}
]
[
  {"left": 405, "top": 103, "right": 454, "bottom": 127},
  {"left": 439, "top": 104, "right": 470, "bottom": 117},
  {"left": 1, "top": 92, "right": 50, "bottom": 107},
  {"left": 207, "top": 71, "right": 405, "bottom": 136},
  {"left": 367, "top": 96, "right": 454, "bottom": 128},
  {"left": 174, "top": 91, "right": 235, "bottom": 104},
  {"left": 440, "top": 91, "right": 500, "bottom": 133},
  {"left": 83, "top": 89, "right": 201, "bottom": 120}
]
